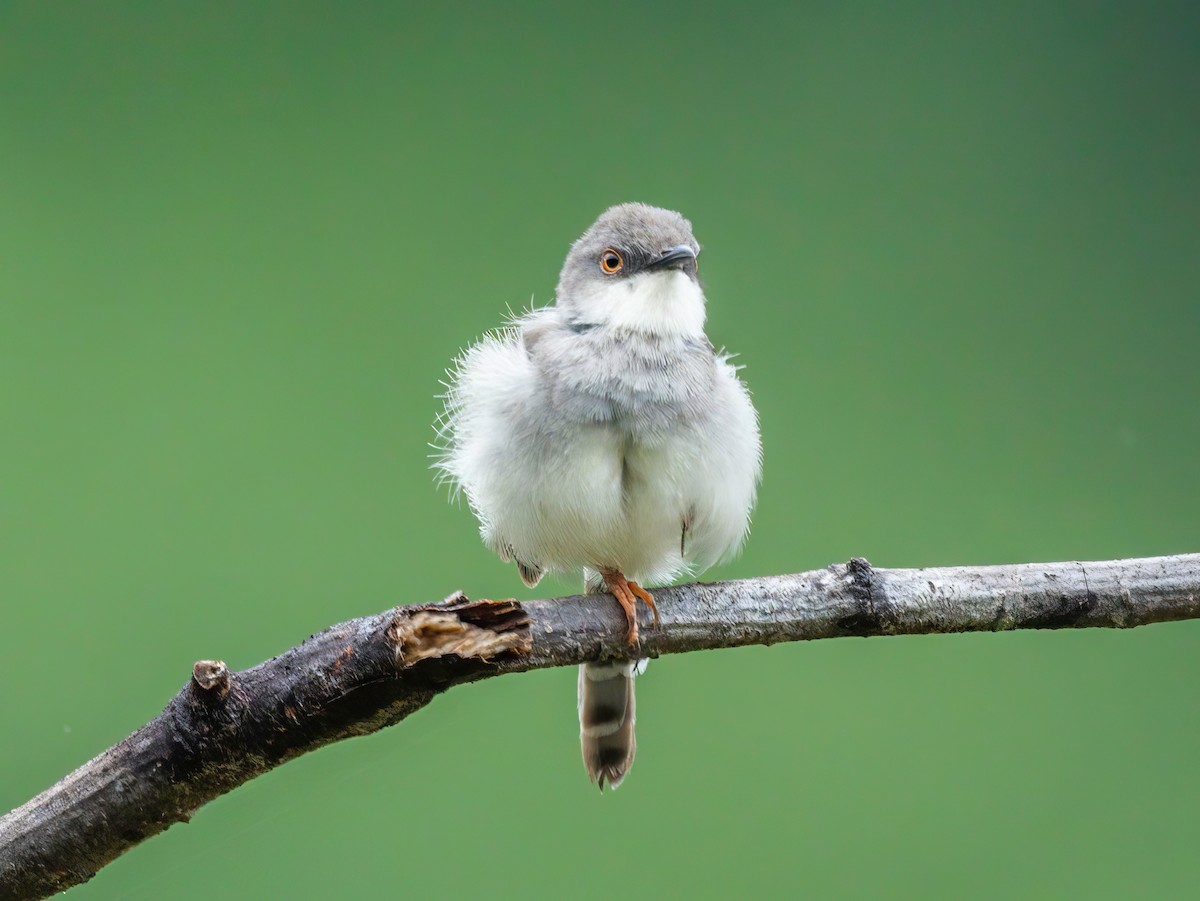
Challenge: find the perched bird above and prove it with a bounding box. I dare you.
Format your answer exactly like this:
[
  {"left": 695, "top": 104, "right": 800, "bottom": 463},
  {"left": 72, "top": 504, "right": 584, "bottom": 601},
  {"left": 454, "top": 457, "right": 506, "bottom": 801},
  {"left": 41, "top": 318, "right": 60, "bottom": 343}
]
[{"left": 436, "top": 203, "right": 761, "bottom": 788}]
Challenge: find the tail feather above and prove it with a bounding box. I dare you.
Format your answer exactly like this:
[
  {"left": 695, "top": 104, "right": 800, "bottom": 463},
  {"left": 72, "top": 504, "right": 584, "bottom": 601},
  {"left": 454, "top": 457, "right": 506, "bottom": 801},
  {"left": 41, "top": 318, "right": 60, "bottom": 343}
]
[
  {"left": 578, "top": 660, "right": 647, "bottom": 789},
  {"left": 579, "top": 569, "right": 647, "bottom": 790}
]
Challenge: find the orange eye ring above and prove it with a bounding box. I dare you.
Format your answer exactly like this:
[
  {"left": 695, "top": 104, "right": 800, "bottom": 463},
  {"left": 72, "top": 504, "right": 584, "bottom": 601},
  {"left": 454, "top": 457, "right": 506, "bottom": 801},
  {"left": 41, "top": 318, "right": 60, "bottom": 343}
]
[{"left": 600, "top": 248, "right": 624, "bottom": 274}]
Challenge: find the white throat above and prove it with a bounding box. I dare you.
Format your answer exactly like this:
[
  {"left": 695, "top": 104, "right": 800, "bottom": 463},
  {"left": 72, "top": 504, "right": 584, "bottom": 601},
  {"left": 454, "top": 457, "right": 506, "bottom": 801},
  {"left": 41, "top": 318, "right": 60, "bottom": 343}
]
[{"left": 568, "top": 271, "right": 707, "bottom": 338}]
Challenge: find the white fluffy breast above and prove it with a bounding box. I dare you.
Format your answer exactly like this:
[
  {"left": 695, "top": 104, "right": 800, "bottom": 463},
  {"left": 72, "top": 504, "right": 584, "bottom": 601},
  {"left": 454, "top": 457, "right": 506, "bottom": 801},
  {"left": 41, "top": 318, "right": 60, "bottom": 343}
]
[
  {"left": 437, "top": 298, "right": 761, "bottom": 588},
  {"left": 568, "top": 271, "right": 707, "bottom": 337}
]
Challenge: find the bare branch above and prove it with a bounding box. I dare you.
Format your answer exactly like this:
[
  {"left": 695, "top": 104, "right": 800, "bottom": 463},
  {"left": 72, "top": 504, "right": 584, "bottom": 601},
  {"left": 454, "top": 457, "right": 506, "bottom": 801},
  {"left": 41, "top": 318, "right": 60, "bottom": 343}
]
[{"left": 2, "top": 554, "right": 1197, "bottom": 899}]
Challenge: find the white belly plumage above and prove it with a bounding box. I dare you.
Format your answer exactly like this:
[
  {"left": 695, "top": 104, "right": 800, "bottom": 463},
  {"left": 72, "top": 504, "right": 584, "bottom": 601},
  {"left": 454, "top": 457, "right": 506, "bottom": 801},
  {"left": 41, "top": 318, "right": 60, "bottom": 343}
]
[{"left": 487, "top": 422, "right": 697, "bottom": 584}]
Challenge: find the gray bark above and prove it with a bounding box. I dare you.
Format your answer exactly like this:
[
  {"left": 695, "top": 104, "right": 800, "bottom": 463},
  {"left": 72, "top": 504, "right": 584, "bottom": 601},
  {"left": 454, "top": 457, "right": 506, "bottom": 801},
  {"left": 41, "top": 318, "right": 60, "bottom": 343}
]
[{"left": 2, "top": 553, "right": 1197, "bottom": 899}]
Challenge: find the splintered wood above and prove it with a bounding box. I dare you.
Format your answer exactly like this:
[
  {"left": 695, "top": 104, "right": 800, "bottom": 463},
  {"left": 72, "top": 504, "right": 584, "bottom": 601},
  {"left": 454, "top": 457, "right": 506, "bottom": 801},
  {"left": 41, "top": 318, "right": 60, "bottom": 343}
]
[{"left": 389, "top": 605, "right": 530, "bottom": 668}]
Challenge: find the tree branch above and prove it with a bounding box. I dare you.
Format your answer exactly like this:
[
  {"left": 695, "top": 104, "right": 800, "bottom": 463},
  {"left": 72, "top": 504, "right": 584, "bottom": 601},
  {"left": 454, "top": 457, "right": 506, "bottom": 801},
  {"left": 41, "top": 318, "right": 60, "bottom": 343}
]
[{"left": 3, "top": 553, "right": 1198, "bottom": 899}]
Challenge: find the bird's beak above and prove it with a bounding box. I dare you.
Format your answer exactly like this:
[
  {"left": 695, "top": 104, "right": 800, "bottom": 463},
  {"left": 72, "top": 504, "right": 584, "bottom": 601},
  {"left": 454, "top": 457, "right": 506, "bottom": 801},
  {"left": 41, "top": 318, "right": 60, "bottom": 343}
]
[{"left": 646, "top": 244, "right": 697, "bottom": 272}]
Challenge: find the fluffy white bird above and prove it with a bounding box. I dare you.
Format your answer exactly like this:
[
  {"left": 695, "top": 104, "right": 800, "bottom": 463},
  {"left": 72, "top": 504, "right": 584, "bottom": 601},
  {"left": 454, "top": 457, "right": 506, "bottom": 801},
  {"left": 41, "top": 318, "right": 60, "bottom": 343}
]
[{"left": 436, "top": 203, "right": 761, "bottom": 788}]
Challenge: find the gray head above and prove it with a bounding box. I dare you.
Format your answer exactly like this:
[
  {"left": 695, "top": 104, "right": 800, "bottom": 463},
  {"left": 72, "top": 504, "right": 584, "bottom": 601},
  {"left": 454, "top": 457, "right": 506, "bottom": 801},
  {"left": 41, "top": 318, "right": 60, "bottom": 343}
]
[{"left": 555, "top": 203, "right": 706, "bottom": 337}]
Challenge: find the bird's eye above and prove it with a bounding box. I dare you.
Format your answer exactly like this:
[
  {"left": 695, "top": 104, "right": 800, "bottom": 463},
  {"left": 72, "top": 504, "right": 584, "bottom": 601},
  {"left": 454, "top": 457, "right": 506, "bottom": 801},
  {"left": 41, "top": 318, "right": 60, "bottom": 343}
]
[{"left": 600, "top": 249, "right": 624, "bottom": 274}]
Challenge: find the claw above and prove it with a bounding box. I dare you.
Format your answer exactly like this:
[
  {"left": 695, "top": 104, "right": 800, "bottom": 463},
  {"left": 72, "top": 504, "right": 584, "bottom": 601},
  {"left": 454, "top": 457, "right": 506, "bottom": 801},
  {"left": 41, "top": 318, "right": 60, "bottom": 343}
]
[
  {"left": 628, "top": 581, "right": 659, "bottom": 627},
  {"left": 600, "top": 569, "right": 657, "bottom": 644}
]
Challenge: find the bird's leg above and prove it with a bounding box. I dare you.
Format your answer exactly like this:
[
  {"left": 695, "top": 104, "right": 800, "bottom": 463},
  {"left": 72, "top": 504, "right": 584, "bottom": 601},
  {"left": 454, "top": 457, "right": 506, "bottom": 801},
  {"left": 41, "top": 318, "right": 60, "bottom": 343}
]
[
  {"left": 600, "top": 569, "right": 657, "bottom": 644},
  {"left": 601, "top": 570, "right": 640, "bottom": 645}
]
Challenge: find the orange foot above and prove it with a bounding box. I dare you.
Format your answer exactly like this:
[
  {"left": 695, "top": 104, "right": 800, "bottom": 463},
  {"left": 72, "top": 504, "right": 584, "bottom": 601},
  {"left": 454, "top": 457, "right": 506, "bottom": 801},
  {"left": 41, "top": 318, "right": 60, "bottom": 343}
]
[{"left": 600, "top": 569, "right": 660, "bottom": 645}]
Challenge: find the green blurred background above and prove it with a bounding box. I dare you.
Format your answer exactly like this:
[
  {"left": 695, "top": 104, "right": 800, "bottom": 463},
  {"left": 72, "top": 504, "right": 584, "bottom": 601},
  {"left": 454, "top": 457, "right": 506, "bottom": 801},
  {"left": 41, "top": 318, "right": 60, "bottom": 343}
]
[{"left": 2, "top": 2, "right": 1197, "bottom": 898}]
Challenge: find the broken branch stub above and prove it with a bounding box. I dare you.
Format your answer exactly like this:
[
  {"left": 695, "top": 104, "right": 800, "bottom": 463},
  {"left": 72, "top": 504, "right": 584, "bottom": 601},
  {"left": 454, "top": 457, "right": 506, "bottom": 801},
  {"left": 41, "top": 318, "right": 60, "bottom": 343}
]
[{"left": 190, "top": 659, "right": 231, "bottom": 697}]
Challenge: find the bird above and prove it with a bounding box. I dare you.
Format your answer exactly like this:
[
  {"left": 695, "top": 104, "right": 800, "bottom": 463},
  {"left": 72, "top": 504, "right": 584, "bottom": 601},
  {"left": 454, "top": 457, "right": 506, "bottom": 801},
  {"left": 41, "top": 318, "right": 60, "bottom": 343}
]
[{"left": 435, "top": 202, "right": 761, "bottom": 789}]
